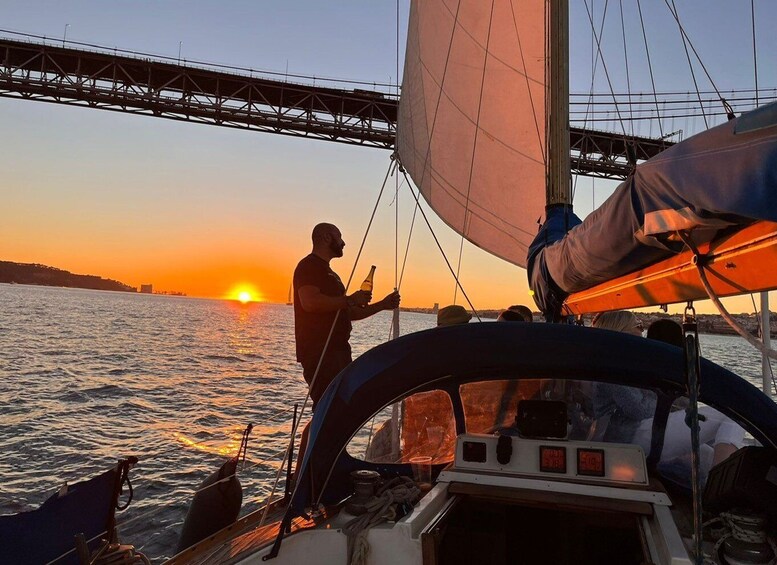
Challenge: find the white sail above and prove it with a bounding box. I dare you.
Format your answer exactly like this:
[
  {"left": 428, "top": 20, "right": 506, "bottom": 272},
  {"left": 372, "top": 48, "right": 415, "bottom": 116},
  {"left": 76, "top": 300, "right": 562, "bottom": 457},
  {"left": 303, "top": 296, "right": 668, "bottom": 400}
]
[{"left": 397, "top": 0, "right": 547, "bottom": 267}]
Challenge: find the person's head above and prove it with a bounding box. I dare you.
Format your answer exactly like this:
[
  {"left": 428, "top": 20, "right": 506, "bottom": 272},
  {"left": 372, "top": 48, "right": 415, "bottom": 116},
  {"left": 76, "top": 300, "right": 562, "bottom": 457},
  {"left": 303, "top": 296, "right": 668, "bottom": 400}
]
[
  {"left": 592, "top": 310, "right": 643, "bottom": 336},
  {"left": 311, "top": 223, "right": 345, "bottom": 260},
  {"left": 646, "top": 319, "right": 683, "bottom": 347},
  {"left": 437, "top": 305, "right": 472, "bottom": 327},
  {"left": 497, "top": 304, "right": 533, "bottom": 322}
]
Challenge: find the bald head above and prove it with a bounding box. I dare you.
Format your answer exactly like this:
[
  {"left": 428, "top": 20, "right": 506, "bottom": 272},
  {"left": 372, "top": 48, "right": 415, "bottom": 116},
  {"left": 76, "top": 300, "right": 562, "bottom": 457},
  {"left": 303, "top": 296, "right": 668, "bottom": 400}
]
[
  {"left": 311, "top": 223, "right": 345, "bottom": 261},
  {"left": 312, "top": 223, "right": 339, "bottom": 244}
]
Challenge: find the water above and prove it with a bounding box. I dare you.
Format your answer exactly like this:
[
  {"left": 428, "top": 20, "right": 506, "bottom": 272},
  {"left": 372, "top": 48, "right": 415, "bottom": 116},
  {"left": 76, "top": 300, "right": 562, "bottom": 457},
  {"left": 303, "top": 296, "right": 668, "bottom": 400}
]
[
  {"left": 0, "top": 284, "right": 435, "bottom": 562},
  {"left": 0, "top": 283, "right": 773, "bottom": 562}
]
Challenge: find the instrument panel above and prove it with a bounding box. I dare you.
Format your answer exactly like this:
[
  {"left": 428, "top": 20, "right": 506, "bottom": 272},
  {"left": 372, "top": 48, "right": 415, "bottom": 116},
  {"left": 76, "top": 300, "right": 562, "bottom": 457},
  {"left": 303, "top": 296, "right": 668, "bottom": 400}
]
[{"left": 453, "top": 433, "right": 648, "bottom": 486}]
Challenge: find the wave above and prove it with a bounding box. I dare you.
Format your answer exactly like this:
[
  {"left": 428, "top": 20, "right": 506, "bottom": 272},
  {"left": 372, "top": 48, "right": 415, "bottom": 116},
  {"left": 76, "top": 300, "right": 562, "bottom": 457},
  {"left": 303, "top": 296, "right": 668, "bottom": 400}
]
[
  {"left": 202, "top": 354, "right": 244, "bottom": 362},
  {"left": 82, "top": 384, "right": 131, "bottom": 398}
]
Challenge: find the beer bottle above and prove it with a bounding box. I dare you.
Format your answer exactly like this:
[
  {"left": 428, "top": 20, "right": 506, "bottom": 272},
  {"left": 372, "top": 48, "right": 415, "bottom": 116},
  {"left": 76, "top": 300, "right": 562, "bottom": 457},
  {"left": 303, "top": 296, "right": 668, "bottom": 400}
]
[{"left": 360, "top": 265, "right": 376, "bottom": 292}]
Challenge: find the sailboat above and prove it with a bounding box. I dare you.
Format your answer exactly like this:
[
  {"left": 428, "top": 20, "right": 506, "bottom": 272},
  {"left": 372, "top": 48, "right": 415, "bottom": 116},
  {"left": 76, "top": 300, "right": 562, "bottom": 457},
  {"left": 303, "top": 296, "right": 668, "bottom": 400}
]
[
  {"left": 4, "top": 1, "right": 777, "bottom": 564},
  {"left": 286, "top": 284, "right": 293, "bottom": 306},
  {"left": 159, "top": 1, "right": 777, "bottom": 564}
]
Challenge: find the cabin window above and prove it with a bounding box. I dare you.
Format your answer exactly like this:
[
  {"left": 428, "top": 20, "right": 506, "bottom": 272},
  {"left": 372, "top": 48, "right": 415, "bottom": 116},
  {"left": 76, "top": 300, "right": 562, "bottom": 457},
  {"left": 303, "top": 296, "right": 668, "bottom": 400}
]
[
  {"left": 460, "top": 379, "right": 548, "bottom": 434},
  {"left": 650, "top": 397, "right": 747, "bottom": 489},
  {"left": 346, "top": 390, "right": 456, "bottom": 464}
]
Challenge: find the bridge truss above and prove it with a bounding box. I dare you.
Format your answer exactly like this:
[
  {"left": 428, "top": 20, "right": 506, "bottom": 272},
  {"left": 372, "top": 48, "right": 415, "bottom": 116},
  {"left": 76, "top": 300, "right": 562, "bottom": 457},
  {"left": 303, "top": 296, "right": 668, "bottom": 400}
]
[{"left": 0, "top": 38, "right": 671, "bottom": 180}]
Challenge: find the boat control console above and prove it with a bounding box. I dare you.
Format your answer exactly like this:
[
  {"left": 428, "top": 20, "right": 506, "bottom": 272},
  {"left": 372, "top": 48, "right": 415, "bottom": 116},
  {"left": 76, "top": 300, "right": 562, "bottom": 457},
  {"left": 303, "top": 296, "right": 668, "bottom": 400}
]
[{"left": 449, "top": 433, "right": 649, "bottom": 487}]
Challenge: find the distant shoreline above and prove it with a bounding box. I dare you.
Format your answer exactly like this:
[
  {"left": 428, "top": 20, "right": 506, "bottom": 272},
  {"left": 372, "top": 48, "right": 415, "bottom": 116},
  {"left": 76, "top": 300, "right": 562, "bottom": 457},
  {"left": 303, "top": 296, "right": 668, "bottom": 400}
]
[
  {"left": 3, "top": 267, "right": 772, "bottom": 338},
  {"left": 0, "top": 260, "right": 135, "bottom": 293},
  {"left": 400, "top": 307, "right": 776, "bottom": 338},
  {"left": 0, "top": 261, "right": 186, "bottom": 296}
]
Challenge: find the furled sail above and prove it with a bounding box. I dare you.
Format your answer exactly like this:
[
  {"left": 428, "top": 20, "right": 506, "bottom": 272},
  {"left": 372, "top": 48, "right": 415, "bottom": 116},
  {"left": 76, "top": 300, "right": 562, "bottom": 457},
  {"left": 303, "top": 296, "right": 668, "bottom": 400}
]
[
  {"left": 396, "top": 0, "right": 547, "bottom": 267},
  {"left": 529, "top": 102, "right": 777, "bottom": 318}
]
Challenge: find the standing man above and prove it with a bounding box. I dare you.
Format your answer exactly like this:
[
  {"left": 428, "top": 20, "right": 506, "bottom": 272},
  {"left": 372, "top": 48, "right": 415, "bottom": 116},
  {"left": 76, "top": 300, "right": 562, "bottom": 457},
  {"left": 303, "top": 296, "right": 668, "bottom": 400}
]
[{"left": 294, "top": 222, "right": 400, "bottom": 408}]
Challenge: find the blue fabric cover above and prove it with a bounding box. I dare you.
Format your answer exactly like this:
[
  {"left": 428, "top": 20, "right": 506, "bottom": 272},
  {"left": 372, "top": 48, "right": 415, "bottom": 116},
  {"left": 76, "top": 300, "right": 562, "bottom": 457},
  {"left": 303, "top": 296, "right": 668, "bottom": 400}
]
[
  {"left": 529, "top": 102, "right": 777, "bottom": 319},
  {"left": 289, "top": 322, "right": 777, "bottom": 514},
  {"left": 526, "top": 205, "right": 581, "bottom": 321},
  {"left": 0, "top": 466, "right": 118, "bottom": 565}
]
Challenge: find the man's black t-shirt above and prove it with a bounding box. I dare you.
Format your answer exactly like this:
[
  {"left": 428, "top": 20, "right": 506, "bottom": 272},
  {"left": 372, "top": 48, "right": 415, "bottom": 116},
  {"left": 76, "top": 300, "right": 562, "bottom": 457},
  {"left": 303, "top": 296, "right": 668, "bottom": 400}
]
[{"left": 293, "top": 254, "right": 352, "bottom": 365}]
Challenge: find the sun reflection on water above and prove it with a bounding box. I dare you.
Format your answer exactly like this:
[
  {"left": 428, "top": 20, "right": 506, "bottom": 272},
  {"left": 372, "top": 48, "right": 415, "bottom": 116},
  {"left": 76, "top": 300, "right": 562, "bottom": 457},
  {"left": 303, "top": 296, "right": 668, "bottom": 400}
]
[{"left": 174, "top": 433, "right": 239, "bottom": 457}]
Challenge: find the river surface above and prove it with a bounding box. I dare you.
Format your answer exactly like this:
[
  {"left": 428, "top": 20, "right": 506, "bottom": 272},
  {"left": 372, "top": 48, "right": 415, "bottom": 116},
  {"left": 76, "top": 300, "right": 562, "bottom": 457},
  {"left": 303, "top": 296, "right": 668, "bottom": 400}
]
[{"left": 1, "top": 283, "right": 774, "bottom": 563}]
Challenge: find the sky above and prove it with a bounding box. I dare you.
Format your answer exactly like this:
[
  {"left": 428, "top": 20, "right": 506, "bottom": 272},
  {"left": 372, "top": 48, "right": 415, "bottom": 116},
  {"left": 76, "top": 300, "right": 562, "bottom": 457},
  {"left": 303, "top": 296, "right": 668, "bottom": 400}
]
[{"left": 1, "top": 0, "right": 775, "bottom": 313}]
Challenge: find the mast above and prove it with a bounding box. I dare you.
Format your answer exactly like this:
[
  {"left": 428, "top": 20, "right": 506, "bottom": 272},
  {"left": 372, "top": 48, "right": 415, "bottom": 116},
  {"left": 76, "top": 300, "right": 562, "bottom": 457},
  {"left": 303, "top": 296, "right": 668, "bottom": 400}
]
[{"left": 547, "top": 0, "right": 571, "bottom": 207}]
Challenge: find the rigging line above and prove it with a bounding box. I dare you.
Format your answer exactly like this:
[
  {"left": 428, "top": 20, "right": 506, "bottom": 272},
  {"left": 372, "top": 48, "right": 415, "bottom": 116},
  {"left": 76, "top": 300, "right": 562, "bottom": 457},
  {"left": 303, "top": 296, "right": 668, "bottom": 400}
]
[
  {"left": 395, "top": 0, "right": 401, "bottom": 291},
  {"left": 263, "top": 158, "right": 397, "bottom": 533},
  {"left": 575, "top": 0, "right": 608, "bottom": 203},
  {"left": 582, "top": 0, "right": 629, "bottom": 139},
  {"left": 570, "top": 93, "right": 777, "bottom": 108},
  {"left": 658, "top": 0, "right": 727, "bottom": 110},
  {"left": 388, "top": 179, "right": 418, "bottom": 339},
  {"left": 400, "top": 167, "right": 481, "bottom": 322},
  {"left": 574, "top": 0, "right": 596, "bottom": 203},
  {"left": 619, "top": 0, "right": 634, "bottom": 135},
  {"left": 749, "top": 293, "right": 777, "bottom": 395},
  {"left": 677, "top": 233, "right": 777, "bottom": 362},
  {"left": 571, "top": 87, "right": 777, "bottom": 98},
  {"left": 751, "top": 0, "right": 759, "bottom": 107},
  {"left": 668, "top": 0, "right": 708, "bottom": 129},
  {"left": 452, "top": 236, "right": 465, "bottom": 305},
  {"left": 508, "top": 0, "right": 546, "bottom": 165},
  {"left": 415, "top": 0, "right": 462, "bottom": 202},
  {"left": 388, "top": 176, "right": 418, "bottom": 344},
  {"left": 571, "top": 107, "right": 757, "bottom": 123},
  {"left": 453, "top": 0, "right": 496, "bottom": 306},
  {"left": 635, "top": 0, "right": 665, "bottom": 139},
  {"left": 397, "top": 179, "right": 417, "bottom": 292}
]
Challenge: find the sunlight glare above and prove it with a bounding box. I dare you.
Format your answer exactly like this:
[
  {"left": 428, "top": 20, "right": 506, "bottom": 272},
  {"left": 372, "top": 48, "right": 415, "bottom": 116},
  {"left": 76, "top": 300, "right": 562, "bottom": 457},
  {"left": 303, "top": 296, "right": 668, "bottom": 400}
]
[{"left": 225, "top": 283, "right": 263, "bottom": 304}]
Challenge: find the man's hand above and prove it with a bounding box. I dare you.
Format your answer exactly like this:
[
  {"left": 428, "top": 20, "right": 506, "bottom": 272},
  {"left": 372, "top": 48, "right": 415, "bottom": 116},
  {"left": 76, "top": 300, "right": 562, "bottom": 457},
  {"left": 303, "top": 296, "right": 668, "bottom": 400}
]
[
  {"left": 349, "top": 290, "right": 372, "bottom": 307},
  {"left": 380, "top": 291, "right": 401, "bottom": 310}
]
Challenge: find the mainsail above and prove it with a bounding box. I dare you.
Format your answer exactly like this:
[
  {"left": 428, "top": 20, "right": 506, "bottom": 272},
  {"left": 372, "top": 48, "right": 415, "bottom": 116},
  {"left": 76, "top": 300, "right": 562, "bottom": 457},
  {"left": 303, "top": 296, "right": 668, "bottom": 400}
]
[{"left": 396, "top": 0, "right": 547, "bottom": 267}]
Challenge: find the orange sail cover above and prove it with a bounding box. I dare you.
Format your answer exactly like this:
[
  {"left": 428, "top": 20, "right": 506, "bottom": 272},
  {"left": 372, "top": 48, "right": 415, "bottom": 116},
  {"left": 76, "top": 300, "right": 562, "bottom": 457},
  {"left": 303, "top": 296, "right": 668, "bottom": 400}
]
[{"left": 563, "top": 221, "right": 777, "bottom": 315}]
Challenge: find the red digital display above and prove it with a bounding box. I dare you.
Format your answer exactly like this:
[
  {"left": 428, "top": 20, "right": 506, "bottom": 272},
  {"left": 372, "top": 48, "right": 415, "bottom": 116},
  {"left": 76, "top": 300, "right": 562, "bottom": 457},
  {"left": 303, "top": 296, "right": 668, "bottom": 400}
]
[
  {"left": 539, "top": 446, "right": 567, "bottom": 473},
  {"left": 577, "top": 448, "right": 606, "bottom": 477}
]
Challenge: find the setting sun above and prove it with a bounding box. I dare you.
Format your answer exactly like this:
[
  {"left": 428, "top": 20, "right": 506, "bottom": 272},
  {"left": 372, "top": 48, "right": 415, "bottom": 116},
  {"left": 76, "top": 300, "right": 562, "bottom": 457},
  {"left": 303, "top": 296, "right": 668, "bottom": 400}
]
[{"left": 225, "top": 283, "right": 263, "bottom": 304}]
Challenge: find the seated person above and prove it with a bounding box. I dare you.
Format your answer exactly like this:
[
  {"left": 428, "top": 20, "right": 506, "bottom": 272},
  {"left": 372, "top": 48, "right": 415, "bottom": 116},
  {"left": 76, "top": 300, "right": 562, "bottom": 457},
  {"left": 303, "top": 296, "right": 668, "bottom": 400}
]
[
  {"left": 592, "top": 311, "right": 745, "bottom": 478},
  {"left": 497, "top": 304, "right": 533, "bottom": 322},
  {"left": 437, "top": 304, "right": 472, "bottom": 327}
]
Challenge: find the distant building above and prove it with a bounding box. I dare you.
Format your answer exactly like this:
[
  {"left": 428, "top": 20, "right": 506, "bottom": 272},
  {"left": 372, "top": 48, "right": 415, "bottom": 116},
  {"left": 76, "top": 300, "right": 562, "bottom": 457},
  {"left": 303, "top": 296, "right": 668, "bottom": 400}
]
[
  {"left": 140, "top": 284, "right": 153, "bottom": 294},
  {"left": 432, "top": 302, "right": 439, "bottom": 314}
]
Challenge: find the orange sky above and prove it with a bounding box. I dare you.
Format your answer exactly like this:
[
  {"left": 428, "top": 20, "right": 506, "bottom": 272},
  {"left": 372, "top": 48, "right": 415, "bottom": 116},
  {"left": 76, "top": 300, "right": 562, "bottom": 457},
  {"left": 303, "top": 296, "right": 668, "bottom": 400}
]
[
  {"left": 1, "top": 100, "right": 773, "bottom": 314},
  {"left": 1, "top": 3, "right": 775, "bottom": 315}
]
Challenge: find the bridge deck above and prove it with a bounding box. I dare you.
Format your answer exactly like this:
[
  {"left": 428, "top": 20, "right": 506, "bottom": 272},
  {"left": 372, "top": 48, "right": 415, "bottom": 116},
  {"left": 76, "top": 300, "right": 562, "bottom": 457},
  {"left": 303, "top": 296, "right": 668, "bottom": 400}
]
[{"left": 0, "top": 38, "right": 671, "bottom": 178}]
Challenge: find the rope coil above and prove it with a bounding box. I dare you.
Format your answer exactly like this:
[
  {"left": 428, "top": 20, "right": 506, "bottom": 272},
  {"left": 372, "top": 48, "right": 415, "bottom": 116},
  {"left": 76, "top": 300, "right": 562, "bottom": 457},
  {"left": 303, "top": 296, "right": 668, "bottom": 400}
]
[
  {"left": 342, "top": 476, "right": 421, "bottom": 565},
  {"left": 704, "top": 510, "right": 777, "bottom": 564}
]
